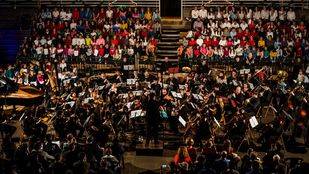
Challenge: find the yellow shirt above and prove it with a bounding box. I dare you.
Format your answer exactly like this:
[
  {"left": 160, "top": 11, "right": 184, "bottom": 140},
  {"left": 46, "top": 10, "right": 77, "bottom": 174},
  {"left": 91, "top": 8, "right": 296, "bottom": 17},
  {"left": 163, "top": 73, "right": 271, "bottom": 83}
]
[
  {"left": 85, "top": 37, "right": 92, "bottom": 46},
  {"left": 145, "top": 11, "right": 152, "bottom": 21},
  {"left": 120, "top": 23, "right": 128, "bottom": 30},
  {"left": 270, "top": 50, "right": 277, "bottom": 59},
  {"left": 258, "top": 40, "right": 265, "bottom": 47}
]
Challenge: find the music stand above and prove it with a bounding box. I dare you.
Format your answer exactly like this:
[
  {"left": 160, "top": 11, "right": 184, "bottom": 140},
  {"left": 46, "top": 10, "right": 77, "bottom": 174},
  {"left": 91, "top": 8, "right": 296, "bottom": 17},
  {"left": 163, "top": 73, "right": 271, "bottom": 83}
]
[{"left": 237, "top": 123, "right": 255, "bottom": 152}]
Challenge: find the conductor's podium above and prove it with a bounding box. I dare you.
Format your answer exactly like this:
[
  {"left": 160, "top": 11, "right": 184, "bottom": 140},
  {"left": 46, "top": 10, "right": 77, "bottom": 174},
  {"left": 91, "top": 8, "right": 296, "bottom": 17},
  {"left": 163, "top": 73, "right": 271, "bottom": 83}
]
[{"left": 136, "top": 140, "right": 164, "bottom": 156}]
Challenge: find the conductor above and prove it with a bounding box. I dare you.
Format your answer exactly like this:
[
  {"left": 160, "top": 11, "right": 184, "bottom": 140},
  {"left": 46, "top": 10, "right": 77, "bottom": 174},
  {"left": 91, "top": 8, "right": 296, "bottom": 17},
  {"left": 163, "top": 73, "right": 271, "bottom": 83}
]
[{"left": 145, "top": 92, "right": 160, "bottom": 146}]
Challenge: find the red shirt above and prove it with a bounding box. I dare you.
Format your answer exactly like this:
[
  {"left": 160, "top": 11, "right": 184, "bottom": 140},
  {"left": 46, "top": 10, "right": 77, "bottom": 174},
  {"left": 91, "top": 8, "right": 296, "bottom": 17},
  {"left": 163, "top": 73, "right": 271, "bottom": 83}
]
[
  {"left": 98, "top": 47, "right": 105, "bottom": 56},
  {"left": 72, "top": 9, "right": 80, "bottom": 20},
  {"left": 240, "top": 40, "right": 247, "bottom": 47},
  {"left": 109, "top": 48, "right": 116, "bottom": 56},
  {"left": 173, "top": 154, "right": 191, "bottom": 165},
  {"left": 57, "top": 23, "right": 65, "bottom": 31},
  {"left": 150, "top": 39, "right": 158, "bottom": 46},
  {"left": 212, "top": 39, "right": 219, "bottom": 47},
  {"left": 204, "top": 39, "right": 212, "bottom": 47},
  {"left": 111, "top": 39, "right": 119, "bottom": 47},
  {"left": 226, "top": 40, "right": 234, "bottom": 47},
  {"left": 188, "top": 40, "right": 197, "bottom": 46},
  {"left": 193, "top": 49, "right": 200, "bottom": 57}
]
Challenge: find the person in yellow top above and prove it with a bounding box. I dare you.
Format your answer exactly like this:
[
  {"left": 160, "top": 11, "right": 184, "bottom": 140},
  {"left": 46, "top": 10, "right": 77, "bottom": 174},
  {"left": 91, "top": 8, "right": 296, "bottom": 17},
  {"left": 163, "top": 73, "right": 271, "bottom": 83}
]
[
  {"left": 258, "top": 37, "right": 265, "bottom": 47},
  {"left": 85, "top": 35, "right": 92, "bottom": 46},
  {"left": 270, "top": 49, "right": 278, "bottom": 63},
  {"left": 120, "top": 20, "right": 128, "bottom": 30},
  {"left": 145, "top": 7, "right": 152, "bottom": 21}
]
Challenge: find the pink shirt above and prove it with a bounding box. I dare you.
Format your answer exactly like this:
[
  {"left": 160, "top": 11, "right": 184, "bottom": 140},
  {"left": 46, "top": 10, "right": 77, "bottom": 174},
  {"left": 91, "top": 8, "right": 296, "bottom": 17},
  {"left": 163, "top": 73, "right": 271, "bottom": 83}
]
[
  {"left": 96, "top": 38, "right": 105, "bottom": 46},
  {"left": 200, "top": 47, "right": 207, "bottom": 55}
]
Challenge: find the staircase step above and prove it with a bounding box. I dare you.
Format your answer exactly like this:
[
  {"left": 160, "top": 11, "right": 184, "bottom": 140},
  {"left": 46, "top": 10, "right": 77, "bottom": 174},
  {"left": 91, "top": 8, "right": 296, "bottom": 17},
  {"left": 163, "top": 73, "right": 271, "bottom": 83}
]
[
  {"left": 157, "top": 50, "right": 177, "bottom": 54},
  {"left": 157, "top": 45, "right": 179, "bottom": 50},
  {"left": 162, "top": 29, "right": 180, "bottom": 34},
  {"left": 161, "top": 37, "right": 179, "bottom": 42},
  {"left": 161, "top": 33, "right": 179, "bottom": 38},
  {"left": 158, "top": 42, "right": 180, "bottom": 46}
]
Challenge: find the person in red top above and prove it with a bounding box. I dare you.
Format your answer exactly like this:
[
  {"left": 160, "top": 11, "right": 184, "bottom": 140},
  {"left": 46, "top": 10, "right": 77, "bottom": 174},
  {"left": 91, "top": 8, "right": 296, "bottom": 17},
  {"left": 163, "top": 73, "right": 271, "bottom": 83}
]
[
  {"left": 235, "top": 28, "right": 243, "bottom": 39},
  {"left": 140, "top": 28, "right": 148, "bottom": 38},
  {"left": 248, "top": 19, "right": 255, "bottom": 31},
  {"left": 204, "top": 36, "right": 212, "bottom": 47},
  {"left": 57, "top": 21, "right": 65, "bottom": 31},
  {"left": 96, "top": 8, "right": 105, "bottom": 20},
  {"left": 149, "top": 37, "right": 158, "bottom": 47},
  {"left": 111, "top": 36, "right": 119, "bottom": 47},
  {"left": 295, "top": 37, "right": 302, "bottom": 49},
  {"left": 98, "top": 45, "right": 105, "bottom": 57},
  {"left": 173, "top": 146, "right": 192, "bottom": 171},
  {"left": 226, "top": 38, "right": 234, "bottom": 47},
  {"left": 248, "top": 36, "right": 256, "bottom": 47},
  {"left": 193, "top": 46, "right": 201, "bottom": 59},
  {"left": 188, "top": 38, "right": 197, "bottom": 46},
  {"left": 240, "top": 37, "right": 247, "bottom": 47},
  {"left": 72, "top": 8, "right": 80, "bottom": 20},
  {"left": 212, "top": 37, "right": 219, "bottom": 47}
]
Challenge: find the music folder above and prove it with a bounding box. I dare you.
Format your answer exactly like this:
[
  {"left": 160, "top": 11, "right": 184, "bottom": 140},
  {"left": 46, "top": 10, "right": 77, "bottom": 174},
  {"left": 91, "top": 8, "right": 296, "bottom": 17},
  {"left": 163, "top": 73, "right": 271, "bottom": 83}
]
[
  {"left": 178, "top": 116, "right": 186, "bottom": 127},
  {"left": 127, "top": 79, "right": 137, "bottom": 85},
  {"left": 130, "top": 110, "right": 144, "bottom": 119},
  {"left": 249, "top": 116, "right": 258, "bottom": 128}
]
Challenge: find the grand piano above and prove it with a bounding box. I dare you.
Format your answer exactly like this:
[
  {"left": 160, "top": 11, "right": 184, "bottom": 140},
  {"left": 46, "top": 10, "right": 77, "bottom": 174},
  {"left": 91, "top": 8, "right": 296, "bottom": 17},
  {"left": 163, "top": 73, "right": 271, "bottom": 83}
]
[{"left": 0, "top": 76, "right": 44, "bottom": 106}]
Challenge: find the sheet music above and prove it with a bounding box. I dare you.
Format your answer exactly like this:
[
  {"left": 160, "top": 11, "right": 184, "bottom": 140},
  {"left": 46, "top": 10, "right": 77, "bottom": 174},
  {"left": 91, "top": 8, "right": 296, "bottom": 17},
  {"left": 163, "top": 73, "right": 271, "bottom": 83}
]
[
  {"left": 130, "top": 109, "right": 143, "bottom": 118},
  {"left": 179, "top": 85, "right": 185, "bottom": 90},
  {"left": 67, "top": 101, "right": 75, "bottom": 107},
  {"left": 127, "top": 79, "right": 137, "bottom": 85},
  {"left": 132, "top": 90, "right": 143, "bottom": 96},
  {"left": 249, "top": 116, "right": 258, "bottom": 128},
  {"left": 83, "top": 97, "right": 93, "bottom": 104},
  {"left": 240, "top": 69, "right": 245, "bottom": 75},
  {"left": 178, "top": 116, "right": 186, "bottom": 127},
  {"left": 79, "top": 92, "right": 85, "bottom": 96},
  {"left": 126, "top": 102, "right": 133, "bottom": 110},
  {"left": 98, "top": 86, "right": 105, "bottom": 90}
]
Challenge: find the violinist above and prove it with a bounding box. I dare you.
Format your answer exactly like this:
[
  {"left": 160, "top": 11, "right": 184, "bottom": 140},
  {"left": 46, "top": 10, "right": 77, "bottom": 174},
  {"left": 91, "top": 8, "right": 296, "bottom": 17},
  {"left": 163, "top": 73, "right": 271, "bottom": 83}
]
[{"left": 161, "top": 88, "right": 178, "bottom": 134}]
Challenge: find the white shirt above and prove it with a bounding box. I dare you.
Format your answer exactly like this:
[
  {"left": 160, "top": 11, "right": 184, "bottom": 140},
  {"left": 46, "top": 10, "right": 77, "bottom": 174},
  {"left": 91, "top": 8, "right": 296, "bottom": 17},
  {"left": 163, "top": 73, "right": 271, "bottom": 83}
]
[
  {"left": 72, "top": 38, "right": 78, "bottom": 46},
  {"left": 287, "top": 10, "right": 296, "bottom": 21},
  {"left": 236, "top": 47, "right": 243, "bottom": 56},
  {"left": 106, "top": 10, "right": 113, "bottom": 18},
  {"left": 93, "top": 48, "right": 99, "bottom": 56},
  {"left": 40, "top": 38, "right": 47, "bottom": 45},
  {"left": 269, "top": 10, "right": 278, "bottom": 21},
  {"left": 43, "top": 48, "right": 49, "bottom": 55},
  {"left": 60, "top": 11, "right": 66, "bottom": 20},
  {"left": 253, "top": 11, "right": 261, "bottom": 20},
  {"left": 234, "top": 39, "right": 240, "bottom": 46},
  {"left": 198, "top": 9, "right": 208, "bottom": 19},
  {"left": 219, "top": 39, "right": 227, "bottom": 47},
  {"left": 196, "top": 38, "right": 203, "bottom": 46},
  {"left": 76, "top": 38, "right": 85, "bottom": 46},
  {"left": 35, "top": 47, "right": 43, "bottom": 54},
  {"left": 65, "top": 12, "right": 72, "bottom": 21},
  {"left": 207, "top": 12, "right": 215, "bottom": 20},
  {"left": 70, "top": 22, "right": 77, "bottom": 30},
  {"left": 246, "top": 10, "right": 253, "bottom": 19},
  {"left": 261, "top": 9, "right": 269, "bottom": 19},
  {"left": 191, "top": 9, "right": 199, "bottom": 19},
  {"left": 279, "top": 10, "right": 286, "bottom": 20},
  {"left": 231, "top": 22, "right": 239, "bottom": 29},
  {"left": 240, "top": 22, "right": 248, "bottom": 30}
]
